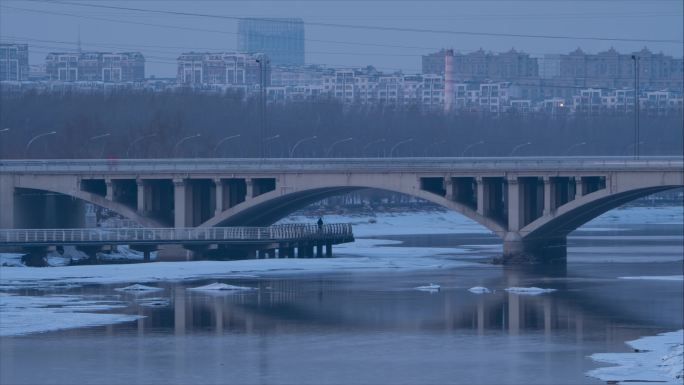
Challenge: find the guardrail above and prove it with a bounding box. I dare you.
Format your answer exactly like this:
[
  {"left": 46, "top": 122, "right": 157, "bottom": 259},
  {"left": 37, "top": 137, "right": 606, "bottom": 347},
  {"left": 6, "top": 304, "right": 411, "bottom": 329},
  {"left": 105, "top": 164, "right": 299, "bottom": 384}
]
[
  {"left": 0, "top": 223, "right": 354, "bottom": 245},
  {"left": 1, "top": 156, "right": 682, "bottom": 174}
]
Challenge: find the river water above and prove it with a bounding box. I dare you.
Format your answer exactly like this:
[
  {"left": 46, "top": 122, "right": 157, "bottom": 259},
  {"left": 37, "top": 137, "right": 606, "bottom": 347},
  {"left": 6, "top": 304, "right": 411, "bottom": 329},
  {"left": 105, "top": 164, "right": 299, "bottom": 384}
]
[{"left": 1, "top": 223, "right": 682, "bottom": 384}]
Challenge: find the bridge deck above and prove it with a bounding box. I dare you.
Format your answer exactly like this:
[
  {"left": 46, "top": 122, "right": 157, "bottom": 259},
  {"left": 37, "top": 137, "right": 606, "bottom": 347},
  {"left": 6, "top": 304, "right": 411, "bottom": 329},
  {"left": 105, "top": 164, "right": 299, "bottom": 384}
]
[{"left": 0, "top": 223, "right": 354, "bottom": 247}]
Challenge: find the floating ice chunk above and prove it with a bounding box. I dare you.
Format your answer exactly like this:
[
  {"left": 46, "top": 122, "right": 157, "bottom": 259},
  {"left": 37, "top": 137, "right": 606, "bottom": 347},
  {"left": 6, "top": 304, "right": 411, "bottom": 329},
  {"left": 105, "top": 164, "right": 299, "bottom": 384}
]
[
  {"left": 619, "top": 275, "right": 684, "bottom": 281},
  {"left": 114, "top": 284, "right": 163, "bottom": 292},
  {"left": 187, "top": 282, "right": 255, "bottom": 291},
  {"left": 504, "top": 287, "right": 556, "bottom": 295},
  {"left": 415, "top": 283, "right": 440, "bottom": 292},
  {"left": 588, "top": 329, "right": 684, "bottom": 384},
  {"left": 136, "top": 297, "right": 170, "bottom": 307},
  {"left": 468, "top": 286, "right": 491, "bottom": 294}
]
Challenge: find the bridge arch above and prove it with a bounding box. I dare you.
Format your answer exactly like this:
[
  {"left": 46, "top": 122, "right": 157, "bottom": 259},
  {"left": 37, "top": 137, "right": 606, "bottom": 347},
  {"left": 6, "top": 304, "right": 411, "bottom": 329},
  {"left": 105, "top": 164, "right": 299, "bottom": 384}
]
[
  {"left": 520, "top": 185, "right": 681, "bottom": 241},
  {"left": 200, "top": 184, "right": 506, "bottom": 237},
  {"left": 13, "top": 180, "right": 164, "bottom": 228}
]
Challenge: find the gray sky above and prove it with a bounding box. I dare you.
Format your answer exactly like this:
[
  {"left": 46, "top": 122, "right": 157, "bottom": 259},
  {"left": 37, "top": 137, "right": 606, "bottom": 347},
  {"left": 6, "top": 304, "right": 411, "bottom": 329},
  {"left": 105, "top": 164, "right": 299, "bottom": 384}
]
[{"left": 1, "top": 0, "right": 682, "bottom": 77}]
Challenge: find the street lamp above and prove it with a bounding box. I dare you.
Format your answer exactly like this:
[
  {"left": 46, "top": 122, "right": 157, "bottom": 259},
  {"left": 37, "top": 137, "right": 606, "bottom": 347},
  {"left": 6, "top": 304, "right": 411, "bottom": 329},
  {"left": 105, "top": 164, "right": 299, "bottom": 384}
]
[
  {"left": 461, "top": 140, "right": 485, "bottom": 157},
  {"left": 126, "top": 133, "right": 157, "bottom": 158},
  {"left": 563, "top": 141, "right": 587, "bottom": 156},
  {"left": 289, "top": 135, "right": 317, "bottom": 158},
  {"left": 213, "top": 134, "right": 241, "bottom": 157},
  {"left": 174, "top": 134, "right": 201, "bottom": 157},
  {"left": 509, "top": 141, "right": 532, "bottom": 156},
  {"left": 631, "top": 54, "right": 640, "bottom": 160},
  {"left": 89, "top": 132, "right": 111, "bottom": 158},
  {"left": 362, "top": 138, "right": 385, "bottom": 157},
  {"left": 325, "top": 137, "right": 353, "bottom": 157},
  {"left": 0, "top": 128, "right": 10, "bottom": 133},
  {"left": 624, "top": 141, "right": 645, "bottom": 156},
  {"left": 25, "top": 131, "right": 57, "bottom": 156},
  {"left": 263, "top": 134, "right": 281, "bottom": 157},
  {"left": 389, "top": 138, "right": 414, "bottom": 157}
]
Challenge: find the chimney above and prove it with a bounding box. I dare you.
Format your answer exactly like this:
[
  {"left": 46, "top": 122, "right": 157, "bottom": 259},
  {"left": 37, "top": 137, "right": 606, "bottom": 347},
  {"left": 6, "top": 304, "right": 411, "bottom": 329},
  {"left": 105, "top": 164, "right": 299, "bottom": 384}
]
[{"left": 444, "top": 49, "right": 454, "bottom": 113}]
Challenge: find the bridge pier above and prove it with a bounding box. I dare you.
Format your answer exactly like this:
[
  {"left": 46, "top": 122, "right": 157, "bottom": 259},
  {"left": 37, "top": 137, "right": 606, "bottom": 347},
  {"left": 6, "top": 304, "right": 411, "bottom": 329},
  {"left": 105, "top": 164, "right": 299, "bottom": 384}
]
[{"left": 502, "top": 233, "right": 567, "bottom": 264}]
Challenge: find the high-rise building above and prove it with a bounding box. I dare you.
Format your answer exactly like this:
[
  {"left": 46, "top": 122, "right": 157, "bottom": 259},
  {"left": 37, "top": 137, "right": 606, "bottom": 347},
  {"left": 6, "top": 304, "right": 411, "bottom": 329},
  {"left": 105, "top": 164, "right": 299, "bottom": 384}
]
[
  {"left": 237, "top": 18, "right": 305, "bottom": 66},
  {"left": 0, "top": 43, "right": 29, "bottom": 81}
]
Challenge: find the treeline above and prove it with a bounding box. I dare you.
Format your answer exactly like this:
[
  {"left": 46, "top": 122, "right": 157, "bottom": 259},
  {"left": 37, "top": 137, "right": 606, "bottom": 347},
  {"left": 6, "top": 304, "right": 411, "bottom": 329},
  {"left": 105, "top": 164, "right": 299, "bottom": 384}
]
[{"left": 1, "top": 89, "right": 682, "bottom": 159}]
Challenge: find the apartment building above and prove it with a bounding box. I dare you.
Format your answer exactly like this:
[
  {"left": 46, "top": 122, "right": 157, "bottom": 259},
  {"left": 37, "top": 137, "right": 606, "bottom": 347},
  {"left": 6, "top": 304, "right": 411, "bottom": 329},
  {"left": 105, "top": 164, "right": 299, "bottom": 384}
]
[
  {"left": 176, "top": 52, "right": 269, "bottom": 86},
  {"left": 45, "top": 51, "right": 144, "bottom": 82},
  {"left": 0, "top": 43, "right": 29, "bottom": 81}
]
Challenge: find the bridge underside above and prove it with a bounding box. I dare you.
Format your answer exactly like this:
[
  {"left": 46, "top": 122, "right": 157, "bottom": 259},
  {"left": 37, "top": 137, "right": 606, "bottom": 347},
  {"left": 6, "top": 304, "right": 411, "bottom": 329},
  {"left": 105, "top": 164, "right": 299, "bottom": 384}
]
[{"left": 1, "top": 163, "right": 681, "bottom": 264}]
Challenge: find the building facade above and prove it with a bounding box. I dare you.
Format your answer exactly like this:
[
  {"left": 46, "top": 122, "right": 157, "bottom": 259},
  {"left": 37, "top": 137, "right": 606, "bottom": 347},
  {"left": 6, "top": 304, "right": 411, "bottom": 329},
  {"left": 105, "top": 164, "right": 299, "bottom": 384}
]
[
  {"left": 0, "top": 43, "right": 29, "bottom": 81},
  {"left": 45, "top": 52, "right": 144, "bottom": 82},
  {"left": 237, "top": 18, "right": 305, "bottom": 66},
  {"left": 176, "top": 52, "right": 270, "bottom": 87}
]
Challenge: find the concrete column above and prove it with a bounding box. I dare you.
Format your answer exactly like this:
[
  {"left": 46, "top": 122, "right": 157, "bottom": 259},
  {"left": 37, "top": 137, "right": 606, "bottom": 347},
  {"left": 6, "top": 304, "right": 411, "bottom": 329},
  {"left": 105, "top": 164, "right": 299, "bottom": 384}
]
[
  {"left": 476, "top": 177, "right": 485, "bottom": 215},
  {"left": 214, "top": 178, "right": 224, "bottom": 216},
  {"left": 325, "top": 243, "right": 332, "bottom": 257},
  {"left": 105, "top": 179, "right": 114, "bottom": 201},
  {"left": 136, "top": 179, "right": 145, "bottom": 213},
  {"left": 506, "top": 177, "right": 521, "bottom": 232},
  {"left": 575, "top": 176, "right": 583, "bottom": 198},
  {"left": 316, "top": 243, "right": 323, "bottom": 258},
  {"left": 543, "top": 177, "right": 552, "bottom": 216},
  {"left": 245, "top": 178, "right": 253, "bottom": 200},
  {"left": 174, "top": 178, "right": 188, "bottom": 228},
  {"left": 443, "top": 177, "right": 454, "bottom": 201},
  {"left": 0, "top": 174, "right": 15, "bottom": 229}
]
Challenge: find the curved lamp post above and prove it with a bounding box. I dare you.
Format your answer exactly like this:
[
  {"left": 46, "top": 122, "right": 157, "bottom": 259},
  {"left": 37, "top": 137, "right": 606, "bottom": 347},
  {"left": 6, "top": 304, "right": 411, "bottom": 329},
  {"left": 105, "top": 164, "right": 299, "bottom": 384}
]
[
  {"left": 563, "top": 141, "right": 586, "bottom": 156},
  {"left": 174, "top": 134, "right": 201, "bottom": 157},
  {"left": 263, "top": 134, "right": 281, "bottom": 157},
  {"left": 624, "top": 141, "right": 645, "bottom": 155},
  {"left": 389, "top": 138, "right": 414, "bottom": 157},
  {"left": 461, "top": 140, "right": 485, "bottom": 157},
  {"left": 0, "top": 128, "right": 10, "bottom": 133},
  {"left": 126, "top": 133, "right": 157, "bottom": 158},
  {"left": 509, "top": 141, "right": 532, "bottom": 156},
  {"left": 325, "top": 137, "right": 353, "bottom": 157},
  {"left": 213, "top": 134, "right": 241, "bottom": 157},
  {"left": 25, "top": 131, "right": 57, "bottom": 156},
  {"left": 289, "top": 135, "right": 317, "bottom": 158},
  {"left": 89, "top": 133, "right": 111, "bottom": 158}
]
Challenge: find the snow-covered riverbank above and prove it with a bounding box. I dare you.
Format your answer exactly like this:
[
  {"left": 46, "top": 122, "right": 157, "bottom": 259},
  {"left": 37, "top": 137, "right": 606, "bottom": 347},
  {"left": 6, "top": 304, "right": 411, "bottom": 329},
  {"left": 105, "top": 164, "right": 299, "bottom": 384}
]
[{"left": 588, "top": 329, "right": 684, "bottom": 385}]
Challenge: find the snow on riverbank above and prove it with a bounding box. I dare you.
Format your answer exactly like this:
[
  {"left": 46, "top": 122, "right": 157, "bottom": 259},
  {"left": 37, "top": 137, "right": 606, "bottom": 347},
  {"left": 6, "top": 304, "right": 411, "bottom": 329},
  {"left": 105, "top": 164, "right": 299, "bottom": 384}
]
[
  {"left": 505, "top": 287, "right": 557, "bottom": 295},
  {"left": 0, "top": 293, "right": 142, "bottom": 336},
  {"left": 588, "top": 329, "right": 684, "bottom": 384}
]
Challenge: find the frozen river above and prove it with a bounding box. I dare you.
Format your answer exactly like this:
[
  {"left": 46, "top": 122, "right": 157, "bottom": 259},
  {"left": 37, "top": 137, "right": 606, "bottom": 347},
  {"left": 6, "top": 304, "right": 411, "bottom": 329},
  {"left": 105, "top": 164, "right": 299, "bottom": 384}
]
[{"left": 1, "top": 206, "right": 682, "bottom": 384}]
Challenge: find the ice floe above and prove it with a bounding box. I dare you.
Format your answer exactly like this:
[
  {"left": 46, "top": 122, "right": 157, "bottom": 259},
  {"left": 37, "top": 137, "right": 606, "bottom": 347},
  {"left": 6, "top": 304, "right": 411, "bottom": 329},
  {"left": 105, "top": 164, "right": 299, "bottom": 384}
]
[
  {"left": 0, "top": 293, "right": 141, "bottom": 336},
  {"left": 114, "top": 284, "right": 164, "bottom": 292},
  {"left": 414, "top": 283, "right": 440, "bottom": 292},
  {"left": 468, "top": 286, "right": 491, "bottom": 294},
  {"left": 187, "top": 282, "right": 256, "bottom": 291},
  {"left": 135, "top": 297, "right": 170, "bottom": 307},
  {"left": 588, "top": 329, "right": 684, "bottom": 384},
  {"left": 504, "top": 287, "right": 557, "bottom": 295},
  {"left": 618, "top": 275, "right": 684, "bottom": 281}
]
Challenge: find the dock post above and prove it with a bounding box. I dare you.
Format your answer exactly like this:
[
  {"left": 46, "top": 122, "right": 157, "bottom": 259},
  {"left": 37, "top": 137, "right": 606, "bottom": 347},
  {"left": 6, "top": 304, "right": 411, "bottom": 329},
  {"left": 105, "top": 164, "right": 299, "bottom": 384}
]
[
  {"left": 325, "top": 243, "right": 332, "bottom": 257},
  {"left": 316, "top": 243, "right": 323, "bottom": 258}
]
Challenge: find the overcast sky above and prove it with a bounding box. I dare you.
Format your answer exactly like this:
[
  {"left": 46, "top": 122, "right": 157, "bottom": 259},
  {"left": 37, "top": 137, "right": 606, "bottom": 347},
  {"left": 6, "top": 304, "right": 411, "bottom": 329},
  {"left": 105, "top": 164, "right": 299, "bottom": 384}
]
[{"left": 1, "top": 0, "right": 682, "bottom": 77}]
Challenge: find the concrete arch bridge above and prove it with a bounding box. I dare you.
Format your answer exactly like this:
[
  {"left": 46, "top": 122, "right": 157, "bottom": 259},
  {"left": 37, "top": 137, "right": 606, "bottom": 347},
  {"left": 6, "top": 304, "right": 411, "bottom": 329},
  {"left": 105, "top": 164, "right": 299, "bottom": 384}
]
[{"left": 1, "top": 157, "right": 681, "bottom": 262}]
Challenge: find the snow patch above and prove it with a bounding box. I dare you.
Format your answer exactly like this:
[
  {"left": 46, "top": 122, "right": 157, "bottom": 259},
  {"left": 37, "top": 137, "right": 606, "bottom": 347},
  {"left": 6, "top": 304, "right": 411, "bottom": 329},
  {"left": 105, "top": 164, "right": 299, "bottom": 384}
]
[
  {"left": 468, "top": 286, "right": 491, "bottom": 294},
  {"left": 588, "top": 329, "right": 684, "bottom": 384},
  {"left": 114, "top": 284, "right": 163, "bottom": 292},
  {"left": 619, "top": 275, "right": 684, "bottom": 281},
  {"left": 0, "top": 293, "right": 141, "bottom": 336},
  {"left": 135, "top": 297, "right": 170, "bottom": 308},
  {"left": 504, "top": 287, "right": 557, "bottom": 295},
  {"left": 187, "top": 282, "right": 256, "bottom": 292},
  {"left": 415, "top": 283, "right": 440, "bottom": 292}
]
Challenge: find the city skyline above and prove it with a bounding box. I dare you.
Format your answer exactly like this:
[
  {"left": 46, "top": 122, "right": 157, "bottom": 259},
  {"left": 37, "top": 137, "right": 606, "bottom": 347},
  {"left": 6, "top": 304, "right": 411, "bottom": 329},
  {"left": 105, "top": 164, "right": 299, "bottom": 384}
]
[{"left": 1, "top": 0, "right": 682, "bottom": 77}]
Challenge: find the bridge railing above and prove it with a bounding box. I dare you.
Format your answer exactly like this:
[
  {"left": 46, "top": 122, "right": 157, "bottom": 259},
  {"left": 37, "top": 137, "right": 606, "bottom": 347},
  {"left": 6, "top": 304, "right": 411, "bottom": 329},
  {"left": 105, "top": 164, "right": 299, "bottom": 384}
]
[{"left": 0, "top": 223, "right": 354, "bottom": 245}]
